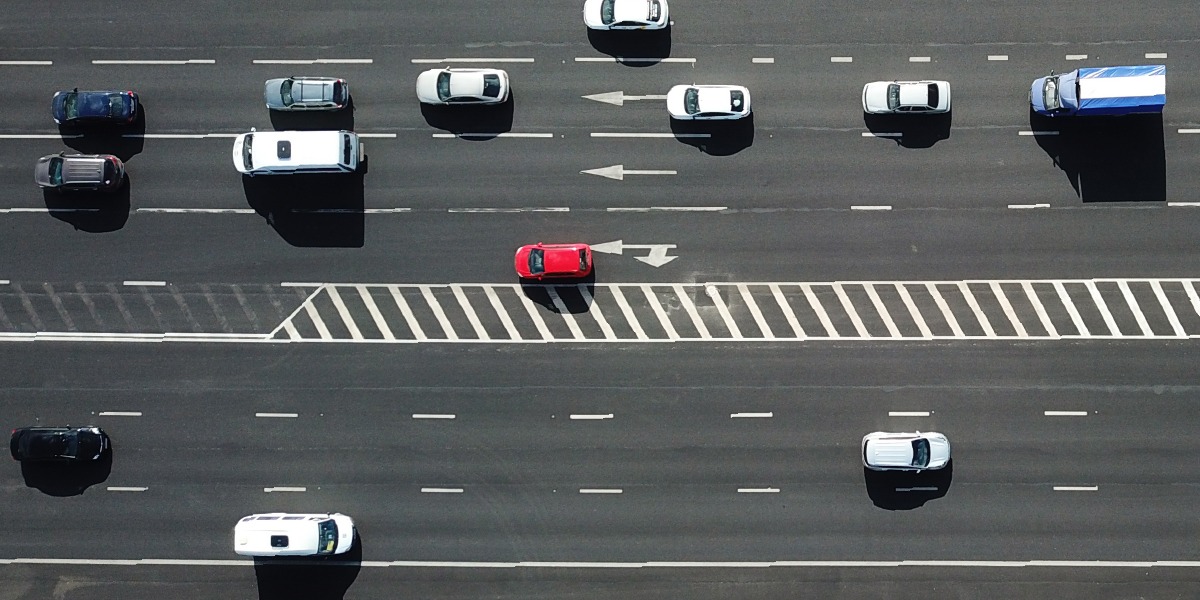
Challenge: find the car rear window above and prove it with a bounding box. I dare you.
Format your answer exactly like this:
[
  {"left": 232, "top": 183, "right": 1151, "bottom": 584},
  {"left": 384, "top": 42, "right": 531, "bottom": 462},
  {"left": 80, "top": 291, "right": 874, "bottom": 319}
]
[{"left": 926, "top": 84, "right": 939, "bottom": 109}]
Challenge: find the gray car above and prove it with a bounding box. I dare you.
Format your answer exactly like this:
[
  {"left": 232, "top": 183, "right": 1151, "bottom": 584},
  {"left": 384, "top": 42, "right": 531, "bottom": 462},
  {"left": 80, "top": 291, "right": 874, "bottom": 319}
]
[
  {"left": 34, "top": 153, "right": 125, "bottom": 192},
  {"left": 264, "top": 76, "right": 350, "bottom": 111}
]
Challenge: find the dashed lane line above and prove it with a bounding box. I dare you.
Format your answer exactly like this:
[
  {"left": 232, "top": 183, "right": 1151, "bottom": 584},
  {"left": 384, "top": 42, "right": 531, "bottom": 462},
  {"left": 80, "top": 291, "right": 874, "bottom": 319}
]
[
  {"left": 413, "top": 58, "right": 534, "bottom": 63},
  {"left": 1054, "top": 486, "right": 1099, "bottom": 491},
  {"left": 731, "top": 412, "right": 773, "bottom": 418},
  {"left": 579, "top": 488, "right": 622, "bottom": 494},
  {"left": 255, "top": 413, "right": 298, "bottom": 418},
  {"left": 0, "top": 60, "right": 52, "bottom": 65},
  {"left": 106, "top": 487, "right": 148, "bottom": 492},
  {"left": 99, "top": 412, "right": 142, "bottom": 417},
  {"left": 575, "top": 57, "right": 695, "bottom": 63},
  {"left": 252, "top": 59, "right": 372, "bottom": 64},
  {"left": 570, "top": 414, "right": 614, "bottom": 420},
  {"left": 92, "top": 59, "right": 214, "bottom": 65},
  {"left": 1044, "top": 411, "right": 1088, "bottom": 416},
  {"left": 263, "top": 487, "right": 306, "bottom": 493},
  {"left": 412, "top": 414, "right": 455, "bottom": 419},
  {"left": 421, "top": 488, "right": 464, "bottom": 493},
  {"left": 433, "top": 133, "right": 554, "bottom": 138},
  {"left": 6, "top": 558, "right": 1200, "bottom": 568},
  {"left": 888, "top": 411, "right": 930, "bottom": 417},
  {"left": 738, "top": 488, "right": 780, "bottom": 493}
]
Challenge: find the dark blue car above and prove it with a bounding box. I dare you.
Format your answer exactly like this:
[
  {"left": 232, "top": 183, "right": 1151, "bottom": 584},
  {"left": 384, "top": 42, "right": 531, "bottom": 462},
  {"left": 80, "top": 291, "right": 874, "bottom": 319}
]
[{"left": 51, "top": 88, "right": 139, "bottom": 125}]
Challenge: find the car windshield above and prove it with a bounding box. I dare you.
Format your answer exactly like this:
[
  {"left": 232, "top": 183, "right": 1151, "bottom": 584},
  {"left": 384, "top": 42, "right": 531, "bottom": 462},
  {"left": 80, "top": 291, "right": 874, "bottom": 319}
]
[
  {"left": 527, "top": 248, "right": 545, "bottom": 275},
  {"left": 600, "top": 0, "right": 616, "bottom": 24},
  {"left": 910, "top": 439, "right": 930, "bottom": 467},
  {"left": 242, "top": 134, "right": 253, "bottom": 170},
  {"left": 437, "top": 71, "right": 452, "bottom": 101},
  {"left": 279, "top": 79, "right": 294, "bottom": 106},
  {"left": 46, "top": 157, "right": 64, "bottom": 186},
  {"left": 317, "top": 520, "right": 338, "bottom": 555},
  {"left": 886, "top": 84, "right": 901, "bottom": 110},
  {"left": 683, "top": 88, "right": 700, "bottom": 115},
  {"left": 482, "top": 74, "right": 501, "bottom": 98},
  {"left": 61, "top": 93, "right": 79, "bottom": 120},
  {"left": 1043, "top": 76, "right": 1062, "bottom": 111}
]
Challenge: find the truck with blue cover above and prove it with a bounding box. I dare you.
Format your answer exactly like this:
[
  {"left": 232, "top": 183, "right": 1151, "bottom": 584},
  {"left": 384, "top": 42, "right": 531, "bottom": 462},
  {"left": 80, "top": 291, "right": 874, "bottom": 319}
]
[{"left": 1030, "top": 65, "right": 1166, "bottom": 117}]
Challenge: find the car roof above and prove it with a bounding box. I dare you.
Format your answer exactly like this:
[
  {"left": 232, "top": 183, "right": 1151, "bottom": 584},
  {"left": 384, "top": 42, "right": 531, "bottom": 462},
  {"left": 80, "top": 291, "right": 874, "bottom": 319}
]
[
  {"left": 61, "top": 155, "right": 109, "bottom": 184},
  {"left": 897, "top": 83, "right": 932, "bottom": 107},
  {"left": 542, "top": 246, "right": 583, "bottom": 273}
]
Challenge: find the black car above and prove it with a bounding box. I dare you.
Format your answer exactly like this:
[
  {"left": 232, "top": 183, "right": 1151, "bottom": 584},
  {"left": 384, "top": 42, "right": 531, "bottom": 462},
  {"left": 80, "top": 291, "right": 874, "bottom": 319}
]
[
  {"left": 10, "top": 427, "right": 109, "bottom": 462},
  {"left": 51, "top": 89, "right": 139, "bottom": 125}
]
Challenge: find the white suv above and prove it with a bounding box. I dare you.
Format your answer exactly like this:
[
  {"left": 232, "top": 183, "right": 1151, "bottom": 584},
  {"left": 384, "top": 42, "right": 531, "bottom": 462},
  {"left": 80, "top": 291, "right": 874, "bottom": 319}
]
[{"left": 861, "top": 431, "right": 950, "bottom": 471}]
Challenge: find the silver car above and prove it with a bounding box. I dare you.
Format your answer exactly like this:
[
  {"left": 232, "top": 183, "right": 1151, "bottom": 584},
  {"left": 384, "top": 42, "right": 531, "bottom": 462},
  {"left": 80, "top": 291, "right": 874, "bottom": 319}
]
[
  {"left": 415, "top": 68, "right": 510, "bottom": 105},
  {"left": 34, "top": 153, "right": 125, "bottom": 192},
  {"left": 861, "top": 431, "right": 951, "bottom": 471},
  {"left": 264, "top": 77, "right": 350, "bottom": 111}
]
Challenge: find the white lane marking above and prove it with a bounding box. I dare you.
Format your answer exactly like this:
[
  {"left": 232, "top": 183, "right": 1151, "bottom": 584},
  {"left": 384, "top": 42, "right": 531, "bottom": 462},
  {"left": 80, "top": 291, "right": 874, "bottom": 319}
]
[
  {"left": 0, "top": 280, "right": 7, "bottom": 285},
  {"left": 1065, "top": 54, "right": 1088, "bottom": 60},
  {"left": 1054, "top": 486, "right": 1098, "bottom": 491},
  {"left": 432, "top": 133, "right": 554, "bottom": 138},
  {"left": 1009, "top": 203, "right": 1050, "bottom": 209},
  {"left": 303, "top": 290, "right": 333, "bottom": 340},
  {"left": 1022, "top": 281, "right": 1059, "bottom": 338},
  {"left": 1176, "top": 130, "right": 1200, "bottom": 135},
  {"left": 123, "top": 133, "right": 240, "bottom": 139},
  {"left": 358, "top": 285, "right": 395, "bottom": 341},
  {"left": 1184, "top": 281, "right": 1200, "bottom": 322},
  {"left": 988, "top": 55, "right": 1009, "bottom": 61},
  {"left": 0, "top": 60, "right": 52, "bottom": 65},
  {"left": 579, "top": 488, "right": 623, "bottom": 494},
  {"left": 738, "top": 284, "right": 773, "bottom": 339},
  {"left": 106, "top": 487, "right": 148, "bottom": 492},
  {"left": 582, "top": 164, "right": 677, "bottom": 179},
  {"left": 609, "top": 286, "right": 648, "bottom": 340},
  {"left": 1019, "top": 131, "right": 1059, "bottom": 136},
  {"left": 1084, "top": 281, "right": 1119, "bottom": 335},
  {"left": 570, "top": 414, "right": 614, "bottom": 420},
  {"left": 865, "top": 283, "right": 901, "bottom": 338},
  {"left": 9, "top": 558, "right": 1200, "bottom": 568},
  {"left": 1168, "top": 201, "right": 1200, "bottom": 206},
  {"left": 578, "top": 285, "right": 616, "bottom": 340},
  {"left": 1053, "top": 281, "right": 1090, "bottom": 336},
  {"left": 673, "top": 284, "right": 712, "bottom": 339},
  {"left": 413, "top": 414, "right": 456, "bottom": 419},
  {"left": 833, "top": 283, "right": 869, "bottom": 337},
  {"left": 452, "top": 284, "right": 489, "bottom": 340},
  {"left": 643, "top": 286, "right": 680, "bottom": 340},
  {"left": 514, "top": 284, "right": 554, "bottom": 341},
  {"left": 546, "top": 287, "right": 584, "bottom": 340},
  {"left": 752, "top": 58, "right": 775, "bottom": 64},
  {"left": 263, "top": 487, "right": 306, "bottom": 492},
  {"left": 92, "top": 59, "right": 214, "bottom": 65},
  {"left": 483, "top": 286, "right": 522, "bottom": 340},
  {"left": 888, "top": 411, "right": 930, "bottom": 417},
  {"left": 731, "top": 412, "right": 773, "bottom": 418},
  {"left": 770, "top": 284, "right": 806, "bottom": 339},
  {"left": 861, "top": 132, "right": 902, "bottom": 138},
  {"left": 448, "top": 207, "right": 569, "bottom": 213},
  {"left": 991, "top": 282, "right": 1028, "bottom": 337},
  {"left": 926, "top": 283, "right": 965, "bottom": 337},
  {"left": 575, "top": 57, "right": 695, "bottom": 63},
  {"left": 1, "top": 208, "right": 98, "bottom": 213},
  {"left": 896, "top": 284, "right": 933, "bottom": 339},
  {"left": 255, "top": 413, "right": 298, "bottom": 418},
  {"left": 326, "top": 286, "right": 364, "bottom": 341},
  {"left": 0, "top": 332, "right": 276, "bottom": 343},
  {"left": 0, "top": 134, "right": 80, "bottom": 139},
  {"left": 607, "top": 206, "right": 726, "bottom": 212},
  {"left": 801, "top": 284, "right": 837, "bottom": 337},
  {"left": 851, "top": 205, "right": 892, "bottom": 210},
  {"left": 137, "top": 208, "right": 257, "bottom": 214},
  {"left": 958, "top": 282, "right": 996, "bottom": 337},
  {"left": 896, "top": 487, "right": 939, "bottom": 492},
  {"left": 421, "top": 487, "right": 464, "bottom": 493},
  {"left": 419, "top": 286, "right": 457, "bottom": 340},
  {"left": 355, "top": 133, "right": 398, "bottom": 138},
  {"left": 738, "top": 488, "right": 780, "bottom": 493},
  {"left": 99, "top": 411, "right": 141, "bottom": 417},
  {"left": 591, "top": 132, "right": 710, "bottom": 138},
  {"left": 413, "top": 58, "right": 534, "bottom": 63},
  {"left": 830, "top": 56, "right": 853, "bottom": 63},
  {"left": 253, "top": 58, "right": 373, "bottom": 64},
  {"left": 909, "top": 56, "right": 931, "bottom": 62},
  {"left": 1117, "top": 280, "right": 1152, "bottom": 336},
  {"left": 706, "top": 284, "right": 742, "bottom": 338},
  {"left": 1045, "top": 411, "right": 1088, "bottom": 416},
  {"left": 1146, "top": 52, "right": 1168, "bottom": 59},
  {"left": 123, "top": 281, "right": 166, "bottom": 287}
]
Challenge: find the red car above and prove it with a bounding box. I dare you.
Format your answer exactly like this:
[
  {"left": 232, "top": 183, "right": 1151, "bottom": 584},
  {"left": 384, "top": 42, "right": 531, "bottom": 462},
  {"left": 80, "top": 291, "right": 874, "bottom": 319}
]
[{"left": 514, "top": 243, "right": 593, "bottom": 279}]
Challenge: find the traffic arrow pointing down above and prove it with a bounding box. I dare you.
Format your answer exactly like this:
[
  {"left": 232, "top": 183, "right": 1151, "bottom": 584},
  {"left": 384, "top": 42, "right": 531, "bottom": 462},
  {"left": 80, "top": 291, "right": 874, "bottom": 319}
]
[
  {"left": 581, "top": 164, "right": 677, "bottom": 181},
  {"left": 591, "top": 240, "right": 678, "bottom": 267},
  {"left": 582, "top": 91, "right": 669, "bottom": 106}
]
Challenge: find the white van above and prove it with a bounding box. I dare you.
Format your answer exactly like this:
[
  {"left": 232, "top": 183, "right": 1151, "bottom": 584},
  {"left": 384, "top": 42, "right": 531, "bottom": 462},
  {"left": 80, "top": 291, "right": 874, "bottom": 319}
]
[
  {"left": 233, "top": 512, "right": 356, "bottom": 557},
  {"left": 232, "top": 129, "right": 363, "bottom": 176}
]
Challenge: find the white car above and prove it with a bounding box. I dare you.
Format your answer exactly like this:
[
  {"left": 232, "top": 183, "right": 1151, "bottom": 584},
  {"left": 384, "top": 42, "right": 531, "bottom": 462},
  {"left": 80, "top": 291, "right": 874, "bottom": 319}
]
[
  {"left": 861, "top": 431, "right": 951, "bottom": 471},
  {"left": 416, "top": 68, "right": 510, "bottom": 105},
  {"left": 583, "top": 0, "right": 669, "bottom": 30},
  {"left": 234, "top": 513, "right": 356, "bottom": 557},
  {"left": 666, "top": 84, "right": 751, "bottom": 120},
  {"left": 862, "top": 80, "right": 951, "bottom": 114}
]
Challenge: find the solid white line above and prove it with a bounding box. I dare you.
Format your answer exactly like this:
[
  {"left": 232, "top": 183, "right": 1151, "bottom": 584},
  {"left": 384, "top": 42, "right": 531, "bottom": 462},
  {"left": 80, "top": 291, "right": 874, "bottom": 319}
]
[
  {"left": 1118, "top": 280, "right": 1152, "bottom": 336},
  {"left": 991, "top": 282, "right": 1028, "bottom": 337},
  {"left": 263, "top": 487, "right": 306, "bottom": 492},
  {"left": 124, "top": 281, "right": 166, "bottom": 287},
  {"left": 253, "top": 58, "right": 373, "bottom": 64},
  {"left": 448, "top": 207, "right": 569, "bottom": 213},
  {"left": 988, "top": 55, "right": 1009, "bottom": 61},
  {"left": 421, "top": 488, "right": 464, "bottom": 493},
  {"left": 738, "top": 284, "right": 773, "bottom": 339},
  {"left": 889, "top": 411, "right": 930, "bottom": 417},
  {"left": 358, "top": 285, "right": 395, "bottom": 341},
  {"left": 574, "top": 57, "right": 695, "bottom": 63},
  {"left": 1009, "top": 203, "right": 1050, "bottom": 209},
  {"left": 579, "top": 488, "right": 622, "bottom": 494},
  {"left": 1168, "top": 201, "right": 1200, "bottom": 206},
  {"left": 0, "top": 134, "right": 79, "bottom": 139},
  {"left": 1176, "top": 130, "right": 1200, "bottom": 135},
  {"left": 731, "top": 412, "right": 773, "bottom": 418},
  {"left": 896, "top": 487, "right": 939, "bottom": 492},
  {"left": 1019, "top": 131, "right": 1059, "bottom": 136},
  {"left": 413, "top": 414, "right": 456, "bottom": 419},
  {"left": 833, "top": 283, "right": 869, "bottom": 337},
  {"left": 124, "top": 134, "right": 239, "bottom": 139},
  {"left": 830, "top": 56, "right": 853, "bottom": 63},
  {"left": 484, "top": 286, "right": 522, "bottom": 340},
  {"left": 1146, "top": 52, "right": 1168, "bottom": 59},
  {"left": 770, "top": 284, "right": 806, "bottom": 339},
  {"left": 421, "top": 285, "right": 458, "bottom": 340},
  {"left": 1151, "top": 281, "right": 1186, "bottom": 337},
  {"left": 909, "top": 56, "right": 931, "bottom": 62},
  {"left": 0, "top": 280, "right": 7, "bottom": 285},
  {"left": 578, "top": 284, "right": 616, "bottom": 340},
  {"left": 1023, "top": 281, "right": 1059, "bottom": 338},
  {"left": 958, "top": 282, "right": 996, "bottom": 337},
  {"left": 865, "top": 283, "right": 901, "bottom": 338},
  {"left": 851, "top": 205, "right": 892, "bottom": 210},
  {"left": 1065, "top": 54, "right": 1088, "bottom": 60},
  {"left": 99, "top": 411, "right": 142, "bottom": 417},
  {"left": 106, "top": 486, "right": 148, "bottom": 492},
  {"left": 1054, "top": 486, "right": 1098, "bottom": 491},
  {"left": 607, "top": 206, "right": 726, "bottom": 212},
  {"left": 738, "top": 488, "right": 779, "bottom": 493},
  {"left": 801, "top": 284, "right": 838, "bottom": 337},
  {"left": 413, "top": 58, "right": 534, "bottom": 63},
  {"left": 861, "top": 132, "right": 902, "bottom": 138},
  {"left": 0, "top": 60, "right": 52, "bottom": 65},
  {"left": 546, "top": 287, "right": 584, "bottom": 340},
  {"left": 137, "top": 208, "right": 257, "bottom": 214},
  {"left": 926, "top": 283, "right": 965, "bottom": 337},
  {"left": 570, "top": 414, "right": 614, "bottom": 420},
  {"left": 255, "top": 413, "right": 298, "bottom": 418},
  {"left": 591, "top": 133, "right": 710, "bottom": 138},
  {"left": 452, "top": 284, "right": 490, "bottom": 340},
  {"left": 673, "top": 284, "right": 712, "bottom": 339},
  {"left": 643, "top": 286, "right": 680, "bottom": 340},
  {"left": 92, "top": 59, "right": 215, "bottom": 65},
  {"left": 432, "top": 133, "right": 554, "bottom": 138},
  {"left": 514, "top": 284, "right": 554, "bottom": 341},
  {"left": 1, "top": 207, "right": 97, "bottom": 214},
  {"left": 1084, "top": 281, "right": 1119, "bottom": 335},
  {"left": 357, "top": 133, "right": 398, "bottom": 138},
  {"left": 7, "top": 558, "right": 1200, "bottom": 568},
  {"left": 1044, "top": 411, "right": 1088, "bottom": 416},
  {"left": 752, "top": 58, "right": 775, "bottom": 64},
  {"left": 609, "top": 286, "right": 648, "bottom": 340}
]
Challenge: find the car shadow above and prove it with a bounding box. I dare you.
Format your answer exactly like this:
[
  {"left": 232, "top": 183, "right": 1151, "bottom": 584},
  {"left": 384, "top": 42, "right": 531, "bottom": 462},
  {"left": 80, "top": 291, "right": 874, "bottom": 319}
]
[
  {"left": 269, "top": 100, "right": 356, "bottom": 131},
  {"left": 20, "top": 448, "right": 113, "bottom": 497},
  {"left": 586, "top": 28, "right": 672, "bottom": 65},
  {"left": 243, "top": 172, "right": 365, "bottom": 247},
  {"left": 43, "top": 175, "right": 132, "bottom": 233},
  {"left": 862, "top": 112, "right": 952, "bottom": 149},
  {"left": 670, "top": 115, "right": 754, "bottom": 156},
  {"left": 863, "top": 461, "right": 952, "bottom": 510},
  {"left": 419, "top": 93, "right": 515, "bottom": 139},
  {"left": 58, "top": 103, "right": 146, "bottom": 162},
  {"left": 254, "top": 531, "right": 362, "bottom": 600},
  {"left": 1029, "top": 110, "right": 1165, "bottom": 203},
  {"left": 520, "top": 271, "right": 597, "bottom": 314}
]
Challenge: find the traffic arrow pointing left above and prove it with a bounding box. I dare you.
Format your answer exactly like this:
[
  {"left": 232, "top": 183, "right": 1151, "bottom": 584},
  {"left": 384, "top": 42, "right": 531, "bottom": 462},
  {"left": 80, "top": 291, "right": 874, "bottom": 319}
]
[
  {"left": 581, "top": 165, "right": 678, "bottom": 181},
  {"left": 582, "top": 91, "right": 669, "bottom": 107}
]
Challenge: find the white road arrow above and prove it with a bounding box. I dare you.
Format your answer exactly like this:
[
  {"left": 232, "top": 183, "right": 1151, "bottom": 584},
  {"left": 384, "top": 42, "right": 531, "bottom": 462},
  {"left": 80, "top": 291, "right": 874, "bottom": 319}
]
[
  {"left": 582, "top": 91, "right": 669, "bottom": 106},
  {"left": 581, "top": 164, "right": 677, "bottom": 181},
  {"left": 591, "top": 240, "right": 678, "bottom": 267}
]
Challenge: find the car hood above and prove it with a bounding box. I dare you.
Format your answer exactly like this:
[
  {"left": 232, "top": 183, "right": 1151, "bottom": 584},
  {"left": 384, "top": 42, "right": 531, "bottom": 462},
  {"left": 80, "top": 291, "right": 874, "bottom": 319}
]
[
  {"left": 33, "top": 155, "right": 54, "bottom": 186},
  {"left": 264, "top": 78, "right": 287, "bottom": 107},
  {"left": 513, "top": 246, "right": 534, "bottom": 277},
  {"left": 76, "top": 429, "right": 105, "bottom": 460},
  {"left": 1030, "top": 78, "right": 1048, "bottom": 112},
  {"left": 666, "top": 85, "right": 688, "bottom": 115},
  {"left": 51, "top": 92, "right": 68, "bottom": 122},
  {"left": 863, "top": 83, "right": 890, "bottom": 112},
  {"left": 416, "top": 70, "right": 442, "bottom": 103},
  {"left": 927, "top": 435, "right": 951, "bottom": 468}
]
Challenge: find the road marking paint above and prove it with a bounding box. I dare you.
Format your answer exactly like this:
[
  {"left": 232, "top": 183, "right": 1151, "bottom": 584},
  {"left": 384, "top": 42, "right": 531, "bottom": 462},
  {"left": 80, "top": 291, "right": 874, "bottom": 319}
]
[
  {"left": 609, "top": 286, "right": 648, "bottom": 340},
  {"left": 801, "top": 284, "right": 838, "bottom": 337},
  {"left": 738, "top": 284, "right": 773, "bottom": 339},
  {"left": 546, "top": 287, "right": 584, "bottom": 340},
  {"left": 896, "top": 487, "right": 939, "bottom": 492},
  {"left": 1118, "top": 280, "right": 1152, "bottom": 336},
  {"left": 1053, "top": 281, "right": 1090, "bottom": 336},
  {"left": 575, "top": 57, "right": 695, "bottom": 63},
  {"left": 1168, "top": 201, "right": 1200, "bottom": 206},
  {"left": 448, "top": 207, "right": 569, "bottom": 213},
  {"left": 1084, "top": 281, "right": 1119, "bottom": 335},
  {"left": 988, "top": 55, "right": 1009, "bottom": 61},
  {"left": 707, "top": 284, "right": 743, "bottom": 338},
  {"left": 865, "top": 283, "right": 901, "bottom": 338},
  {"left": 642, "top": 286, "right": 680, "bottom": 340},
  {"left": 909, "top": 56, "right": 931, "bottom": 62},
  {"left": 123, "top": 133, "right": 240, "bottom": 139},
  {"left": 358, "top": 285, "right": 395, "bottom": 341},
  {"left": 738, "top": 488, "right": 780, "bottom": 493},
  {"left": 413, "top": 58, "right": 534, "bottom": 63},
  {"left": 1151, "top": 280, "right": 1186, "bottom": 337},
  {"left": 607, "top": 206, "right": 726, "bottom": 212},
  {"left": 991, "top": 282, "right": 1028, "bottom": 337},
  {"left": 578, "top": 284, "right": 617, "bottom": 340},
  {"left": 770, "top": 284, "right": 806, "bottom": 339},
  {"left": 570, "top": 414, "right": 614, "bottom": 420},
  {"left": 421, "top": 488, "right": 464, "bottom": 493},
  {"left": 99, "top": 411, "right": 141, "bottom": 417},
  {"left": 731, "top": 412, "right": 773, "bottom": 418},
  {"left": 673, "top": 284, "right": 712, "bottom": 339},
  {"left": 888, "top": 411, "right": 930, "bottom": 417},
  {"left": 959, "top": 282, "right": 996, "bottom": 337},
  {"left": 1023, "top": 281, "right": 1059, "bottom": 338},
  {"left": 413, "top": 414, "right": 456, "bottom": 419},
  {"left": 1054, "top": 486, "right": 1098, "bottom": 491},
  {"left": 752, "top": 57, "right": 775, "bottom": 64},
  {"left": 357, "top": 133, "right": 398, "bottom": 138},
  {"left": 253, "top": 58, "right": 373, "bottom": 64},
  {"left": 926, "top": 283, "right": 965, "bottom": 337},
  {"left": 1176, "top": 130, "right": 1200, "bottom": 135},
  {"left": 483, "top": 286, "right": 522, "bottom": 340},
  {"left": 452, "top": 284, "right": 489, "bottom": 340},
  {"left": 1184, "top": 281, "right": 1200, "bottom": 325},
  {"left": 432, "top": 132, "right": 554, "bottom": 138},
  {"left": 123, "top": 281, "right": 166, "bottom": 287},
  {"left": 303, "top": 290, "right": 333, "bottom": 340},
  {"left": 106, "top": 487, "right": 148, "bottom": 492},
  {"left": 1009, "top": 203, "right": 1050, "bottom": 209},
  {"left": 0, "top": 134, "right": 81, "bottom": 139},
  {"left": 833, "top": 283, "right": 869, "bottom": 337},
  {"left": 591, "top": 132, "right": 710, "bottom": 138},
  {"left": 92, "top": 59, "right": 215, "bottom": 65},
  {"left": 1065, "top": 54, "right": 1088, "bottom": 60},
  {"left": 0, "top": 280, "right": 7, "bottom": 285},
  {"left": 830, "top": 56, "right": 853, "bottom": 63},
  {"left": 579, "top": 488, "right": 623, "bottom": 494},
  {"left": 1044, "top": 411, "right": 1088, "bottom": 416},
  {"left": 1146, "top": 53, "right": 1168, "bottom": 59},
  {"left": 255, "top": 413, "right": 298, "bottom": 418},
  {"left": 851, "top": 205, "right": 892, "bottom": 210},
  {"left": 0, "top": 60, "right": 52, "bottom": 65},
  {"left": 513, "top": 284, "right": 554, "bottom": 341},
  {"left": 280, "top": 282, "right": 323, "bottom": 288},
  {"left": 421, "top": 285, "right": 458, "bottom": 340},
  {"left": 327, "top": 286, "right": 364, "bottom": 340},
  {"left": 137, "top": 208, "right": 257, "bottom": 214},
  {"left": 1019, "top": 131, "right": 1059, "bottom": 136},
  {"left": 1, "top": 208, "right": 99, "bottom": 214},
  {"left": 263, "top": 487, "right": 306, "bottom": 492},
  {"left": 8, "top": 558, "right": 1200, "bottom": 568},
  {"left": 861, "top": 132, "right": 902, "bottom": 138}
]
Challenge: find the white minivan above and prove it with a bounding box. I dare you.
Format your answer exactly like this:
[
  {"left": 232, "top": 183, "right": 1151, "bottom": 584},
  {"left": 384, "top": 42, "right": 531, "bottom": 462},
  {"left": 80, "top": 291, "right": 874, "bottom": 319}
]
[
  {"left": 232, "top": 129, "right": 363, "bottom": 176},
  {"left": 233, "top": 512, "right": 356, "bottom": 557}
]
